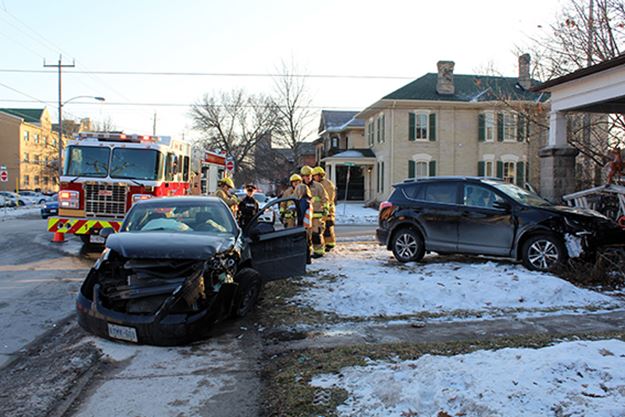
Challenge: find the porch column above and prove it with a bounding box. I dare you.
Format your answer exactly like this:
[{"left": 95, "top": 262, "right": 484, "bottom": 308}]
[
  {"left": 329, "top": 162, "right": 337, "bottom": 185},
  {"left": 539, "top": 111, "right": 578, "bottom": 203}
]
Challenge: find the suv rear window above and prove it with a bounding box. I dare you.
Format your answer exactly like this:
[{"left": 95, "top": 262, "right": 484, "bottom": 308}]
[
  {"left": 423, "top": 183, "right": 458, "bottom": 204},
  {"left": 402, "top": 183, "right": 425, "bottom": 200}
]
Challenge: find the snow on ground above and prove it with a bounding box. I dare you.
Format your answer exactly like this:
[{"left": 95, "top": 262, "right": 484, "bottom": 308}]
[
  {"left": 295, "top": 242, "right": 621, "bottom": 319},
  {"left": 0, "top": 206, "right": 41, "bottom": 220},
  {"left": 311, "top": 339, "right": 625, "bottom": 417},
  {"left": 334, "top": 202, "right": 378, "bottom": 225},
  {"left": 75, "top": 337, "right": 250, "bottom": 417}
]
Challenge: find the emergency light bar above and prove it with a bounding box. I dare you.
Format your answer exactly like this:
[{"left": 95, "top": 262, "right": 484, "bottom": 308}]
[{"left": 76, "top": 132, "right": 160, "bottom": 143}]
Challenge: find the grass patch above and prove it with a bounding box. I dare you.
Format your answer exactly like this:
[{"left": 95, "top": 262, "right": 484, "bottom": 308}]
[{"left": 260, "top": 331, "right": 625, "bottom": 417}]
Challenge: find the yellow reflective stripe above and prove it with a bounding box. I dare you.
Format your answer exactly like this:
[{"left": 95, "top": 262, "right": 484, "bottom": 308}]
[
  {"left": 75, "top": 221, "right": 93, "bottom": 234},
  {"left": 313, "top": 213, "right": 324, "bottom": 218}
]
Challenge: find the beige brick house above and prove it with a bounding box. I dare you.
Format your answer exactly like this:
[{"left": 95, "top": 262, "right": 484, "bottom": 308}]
[
  {"left": 0, "top": 108, "right": 63, "bottom": 192},
  {"left": 357, "top": 56, "right": 549, "bottom": 203}
]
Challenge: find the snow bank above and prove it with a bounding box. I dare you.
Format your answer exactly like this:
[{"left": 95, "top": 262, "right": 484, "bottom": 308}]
[
  {"left": 334, "top": 203, "right": 378, "bottom": 225},
  {"left": 296, "top": 242, "right": 619, "bottom": 318},
  {"left": 0, "top": 206, "right": 41, "bottom": 220},
  {"left": 311, "top": 339, "right": 625, "bottom": 417}
]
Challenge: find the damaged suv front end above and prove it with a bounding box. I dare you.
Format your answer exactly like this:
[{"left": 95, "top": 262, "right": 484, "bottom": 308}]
[{"left": 76, "top": 197, "right": 252, "bottom": 346}]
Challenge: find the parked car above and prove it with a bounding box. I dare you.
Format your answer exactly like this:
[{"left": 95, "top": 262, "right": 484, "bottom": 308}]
[
  {"left": 41, "top": 194, "right": 58, "bottom": 219},
  {"left": 76, "top": 196, "right": 307, "bottom": 345},
  {"left": 0, "top": 191, "right": 26, "bottom": 207},
  {"left": 18, "top": 190, "right": 47, "bottom": 204},
  {"left": 377, "top": 176, "right": 625, "bottom": 272},
  {"left": 235, "top": 191, "right": 269, "bottom": 206}
]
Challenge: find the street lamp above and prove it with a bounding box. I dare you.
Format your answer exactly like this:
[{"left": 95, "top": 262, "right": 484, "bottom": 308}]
[{"left": 57, "top": 95, "right": 105, "bottom": 176}]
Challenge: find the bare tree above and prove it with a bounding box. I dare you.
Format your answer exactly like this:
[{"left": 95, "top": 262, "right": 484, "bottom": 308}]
[
  {"left": 92, "top": 117, "right": 117, "bottom": 132},
  {"left": 190, "top": 90, "right": 280, "bottom": 185},
  {"left": 520, "top": 0, "right": 625, "bottom": 187},
  {"left": 272, "top": 59, "right": 315, "bottom": 170}
]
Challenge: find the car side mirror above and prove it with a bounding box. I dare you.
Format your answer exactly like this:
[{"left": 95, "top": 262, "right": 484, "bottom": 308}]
[
  {"left": 99, "top": 227, "right": 115, "bottom": 239},
  {"left": 493, "top": 201, "right": 511, "bottom": 211}
]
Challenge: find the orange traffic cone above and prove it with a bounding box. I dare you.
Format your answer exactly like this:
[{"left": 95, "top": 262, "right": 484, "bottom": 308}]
[{"left": 52, "top": 232, "right": 65, "bottom": 243}]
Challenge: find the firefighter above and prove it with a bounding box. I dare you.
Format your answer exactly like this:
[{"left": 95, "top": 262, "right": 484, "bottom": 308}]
[
  {"left": 214, "top": 177, "right": 238, "bottom": 214},
  {"left": 313, "top": 166, "right": 336, "bottom": 251},
  {"left": 294, "top": 174, "right": 313, "bottom": 264},
  {"left": 301, "top": 165, "right": 328, "bottom": 258},
  {"left": 238, "top": 184, "right": 259, "bottom": 229},
  {"left": 280, "top": 174, "right": 302, "bottom": 228}
]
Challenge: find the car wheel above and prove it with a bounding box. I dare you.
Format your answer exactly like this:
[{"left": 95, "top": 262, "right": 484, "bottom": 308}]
[
  {"left": 391, "top": 228, "right": 425, "bottom": 263},
  {"left": 17, "top": 200, "right": 25, "bottom": 206},
  {"left": 38, "top": 199, "right": 46, "bottom": 204},
  {"left": 522, "top": 234, "right": 566, "bottom": 272},
  {"left": 232, "top": 268, "right": 262, "bottom": 318}
]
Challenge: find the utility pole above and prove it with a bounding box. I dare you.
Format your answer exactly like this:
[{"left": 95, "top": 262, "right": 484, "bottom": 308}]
[
  {"left": 44, "top": 55, "right": 75, "bottom": 177},
  {"left": 152, "top": 112, "right": 157, "bottom": 136}
]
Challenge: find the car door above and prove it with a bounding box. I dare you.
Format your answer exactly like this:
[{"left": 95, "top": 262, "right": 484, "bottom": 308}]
[
  {"left": 457, "top": 183, "right": 516, "bottom": 256},
  {"left": 245, "top": 197, "right": 307, "bottom": 282},
  {"left": 415, "top": 181, "right": 462, "bottom": 252}
]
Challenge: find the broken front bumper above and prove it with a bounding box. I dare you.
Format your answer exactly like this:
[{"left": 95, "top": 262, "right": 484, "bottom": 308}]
[{"left": 76, "top": 281, "right": 236, "bottom": 346}]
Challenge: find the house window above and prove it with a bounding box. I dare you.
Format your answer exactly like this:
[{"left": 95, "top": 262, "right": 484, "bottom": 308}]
[
  {"left": 23, "top": 131, "right": 29, "bottom": 142},
  {"left": 503, "top": 161, "right": 516, "bottom": 183},
  {"left": 44, "top": 136, "right": 48, "bottom": 146},
  {"left": 415, "top": 161, "right": 428, "bottom": 178},
  {"left": 484, "top": 112, "right": 495, "bottom": 142},
  {"left": 331, "top": 137, "right": 339, "bottom": 148},
  {"left": 52, "top": 138, "right": 57, "bottom": 147},
  {"left": 34, "top": 133, "right": 40, "bottom": 144},
  {"left": 44, "top": 177, "right": 49, "bottom": 186},
  {"left": 503, "top": 113, "right": 517, "bottom": 141},
  {"left": 23, "top": 175, "right": 29, "bottom": 186},
  {"left": 368, "top": 120, "right": 375, "bottom": 147},
  {"left": 23, "top": 153, "right": 29, "bottom": 162},
  {"left": 34, "top": 175, "right": 40, "bottom": 186},
  {"left": 415, "top": 113, "right": 428, "bottom": 139},
  {"left": 34, "top": 154, "right": 40, "bottom": 164},
  {"left": 376, "top": 117, "right": 381, "bottom": 143},
  {"left": 485, "top": 161, "right": 493, "bottom": 177},
  {"left": 377, "top": 161, "right": 385, "bottom": 194}
]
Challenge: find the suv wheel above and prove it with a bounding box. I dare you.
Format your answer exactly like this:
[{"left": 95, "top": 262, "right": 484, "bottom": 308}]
[
  {"left": 522, "top": 234, "right": 566, "bottom": 272},
  {"left": 391, "top": 228, "right": 425, "bottom": 263}
]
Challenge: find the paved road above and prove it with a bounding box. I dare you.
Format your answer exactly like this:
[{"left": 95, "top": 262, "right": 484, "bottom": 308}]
[
  {"left": 0, "top": 214, "right": 91, "bottom": 368},
  {"left": 335, "top": 223, "right": 376, "bottom": 240}
]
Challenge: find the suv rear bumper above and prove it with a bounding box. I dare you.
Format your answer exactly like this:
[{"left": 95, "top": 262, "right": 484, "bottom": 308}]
[{"left": 376, "top": 227, "right": 389, "bottom": 246}]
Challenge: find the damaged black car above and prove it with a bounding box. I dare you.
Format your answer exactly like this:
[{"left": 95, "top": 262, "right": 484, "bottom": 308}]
[
  {"left": 377, "top": 177, "right": 625, "bottom": 271},
  {"left": 77, "top": 196, "right": 307, "bottom": 346}
]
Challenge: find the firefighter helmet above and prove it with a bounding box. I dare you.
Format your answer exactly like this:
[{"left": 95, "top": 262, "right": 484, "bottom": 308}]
[
  {"left": 300, "top": 165, "right": 313, "bottom": 176},
  {"left": 218, "top": 177, "right": 235, "bottom": 189},
  {"left": 312, "top": 166, "right": 325, "bottom": 176},
  {"left": 289, "top": 174, "right": 302, "bottom": 182}
]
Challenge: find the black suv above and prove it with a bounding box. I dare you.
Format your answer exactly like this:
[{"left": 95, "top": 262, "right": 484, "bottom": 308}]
[{"left": 377, "top": 177, "right": 625, "bottom": 271}]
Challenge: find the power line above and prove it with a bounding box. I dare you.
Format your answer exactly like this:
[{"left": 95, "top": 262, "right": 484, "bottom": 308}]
[
  {"left": 0, "top": 82, "right": 47, "bottom": 104},
  {"left": 0, "top": 67, "right": 414, "bottom": 80},
  {"left": 0, "top": 98, "right": 371, "bottom": 110}
]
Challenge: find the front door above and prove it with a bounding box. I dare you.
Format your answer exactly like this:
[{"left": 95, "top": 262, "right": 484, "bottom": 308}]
[
  {"left": 246, "top": 198, "right": 307, "bottom": 281},
  {"left": 457, "top": 183, "right": 515, "bottom": 256}
]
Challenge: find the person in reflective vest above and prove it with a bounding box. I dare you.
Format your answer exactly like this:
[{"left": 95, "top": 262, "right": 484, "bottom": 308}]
[
  {"left": 280, "top": 174, "right": 302, "bottom": 228},
  {"left": 301, "top": 165, "right": 328, "bottom": 258},
  {"left": 214, "top": 177, "right": 238, "bottom": 215},
  {"left": 293, "top": 175, "right": 313, "bottom": 264},
  {"left": 312, "top": 166, "right": 336, "bottom": 251},
  {"left": 238, "top": 184, "right": 259, "bottom": 228}
]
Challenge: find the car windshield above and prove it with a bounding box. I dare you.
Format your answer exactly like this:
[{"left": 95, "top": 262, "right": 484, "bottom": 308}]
[
  {"left": 484, "top": 180, "right": 551, "bottom": 206},
  {"left": 65, "top": 146, "right": 110, "bottom": 178},
  {"left": 123, "top": 200, "right": 237, "bottom": 235},
  {"left": 110, "top": 148, "right": 161, "bottom": 180}
]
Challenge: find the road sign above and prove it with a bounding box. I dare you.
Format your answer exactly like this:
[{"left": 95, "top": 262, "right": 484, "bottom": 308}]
[
  {"left": 225, "top": 159, "right": 235, "bottom": 172},
  {"left": 0, "top": 170, "right": 7, "bottom": 183}
]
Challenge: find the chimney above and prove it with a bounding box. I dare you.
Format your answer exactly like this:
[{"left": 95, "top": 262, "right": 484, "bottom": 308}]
[
  {"left": 436, "top": 61, "right": 455, "bottom": 95},
  {"left": 518, "top": 53, "right": 531, "bottom": 90}
]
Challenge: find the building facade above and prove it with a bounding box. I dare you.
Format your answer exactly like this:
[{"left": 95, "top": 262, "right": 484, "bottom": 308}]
[
  {"left": 357, "top": 56, "right": 549, "bottom": 203},
  {"left": 0, "top": 108, "right": 65, "bottom": 193}
]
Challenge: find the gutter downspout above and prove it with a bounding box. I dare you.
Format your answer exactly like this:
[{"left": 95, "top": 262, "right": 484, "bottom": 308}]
[{"left": 390, "top": 100, "right": 397, "bottom": 199}]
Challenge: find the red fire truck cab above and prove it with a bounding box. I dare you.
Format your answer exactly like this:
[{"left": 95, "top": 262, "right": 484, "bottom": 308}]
[{"left": 48, "top": 132, "right": 192, "bottom": 244}]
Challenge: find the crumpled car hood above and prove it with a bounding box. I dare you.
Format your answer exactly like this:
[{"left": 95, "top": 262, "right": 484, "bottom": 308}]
[
  {"left": 106, "top": 232, "right": 235, "bottom": 260},
  {"left": 539, "top": 204, "right": 609, "bottom": 220}
]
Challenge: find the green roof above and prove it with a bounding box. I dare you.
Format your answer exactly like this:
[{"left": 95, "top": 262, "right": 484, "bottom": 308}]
[
  {"left": 383, "top": 73, "right": 549, "bottom": 102},
  {"left": 0, "top": 108, "right": 45, "bottom": 123}
]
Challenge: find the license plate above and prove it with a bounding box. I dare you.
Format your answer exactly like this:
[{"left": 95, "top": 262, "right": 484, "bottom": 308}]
[
  {"left": 90, "top": 235, "right": 105, "bottom": 244},
  {"left": 107, "top": 323, "right": 138, "bottom": 343}
]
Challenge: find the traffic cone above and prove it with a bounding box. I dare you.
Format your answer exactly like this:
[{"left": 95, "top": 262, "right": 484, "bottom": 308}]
[{"left": 52, "top": 232, "right": 65, "bottom": 243}]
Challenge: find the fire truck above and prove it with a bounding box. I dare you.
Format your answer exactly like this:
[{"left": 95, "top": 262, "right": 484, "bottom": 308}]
[{"left": 48, "top": 132, "right": 195, "bottom": 244}]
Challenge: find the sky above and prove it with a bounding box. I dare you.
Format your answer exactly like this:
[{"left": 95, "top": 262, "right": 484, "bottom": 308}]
[{"left": 0, "top": 0, "right": 564, "bottom": 141}]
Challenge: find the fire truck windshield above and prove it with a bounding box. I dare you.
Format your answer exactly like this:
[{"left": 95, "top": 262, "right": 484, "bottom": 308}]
[
  {"left": 65, "top": 146, "right": 110, "bottom": 178},
  {"left": 110, "top": 148, "right": 162, "bottom": 181}
]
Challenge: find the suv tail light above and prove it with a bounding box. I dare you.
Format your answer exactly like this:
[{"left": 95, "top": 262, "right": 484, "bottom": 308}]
[
  {"left": 59, "top": 190, "right": 80, "bottom": 209},
  {"left": 379, "top": 201, "right": 393, "bottom": 210}
]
